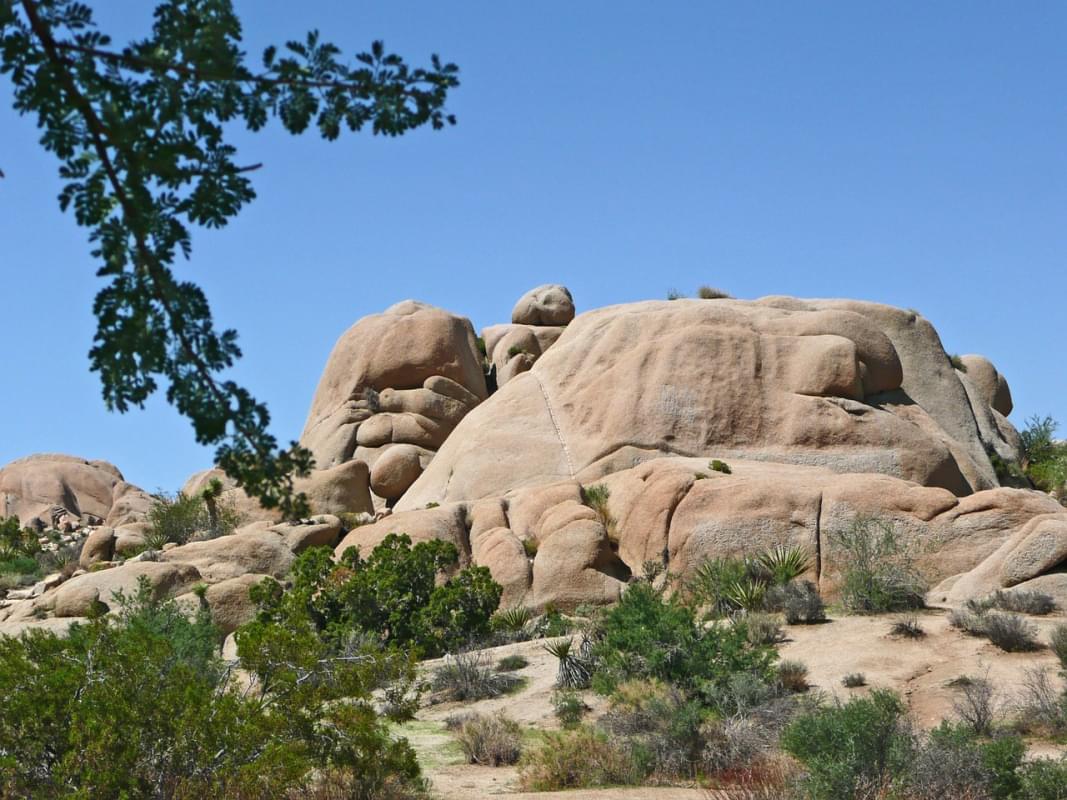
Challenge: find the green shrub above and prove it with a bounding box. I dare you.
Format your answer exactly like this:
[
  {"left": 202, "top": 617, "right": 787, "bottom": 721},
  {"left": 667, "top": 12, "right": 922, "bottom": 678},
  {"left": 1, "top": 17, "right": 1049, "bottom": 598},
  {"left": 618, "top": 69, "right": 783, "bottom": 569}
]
[
  {"left": 842, "top": 672, "right": 866, "bottom": 688},
  {"left": 253, "top": 535, "right": 502, "bottom": 658},
  {"left": 599, "top": 680, "right": 708, "bottom": 780},
  {"left": 949, "top": 353, "right": 968, "bottom": 372},
  {"left": 431, "top": 650, "right": 521, "bottom": 702},
  {"left": 990, "top": 589, "right": 1056, "bottom": 616},
  {"left": 1020, "top": 415, "right": 1067, "bottom": 498},
  {"left": 907, "top": 722, "right": 1025, "bottom": 800},
  {"left": 782, "top": 690, "right": 912, "bottom": 800},
  {"left": 1051, "top": 624, "right": 1067, "bottom": 670},
  {"left": 709, "top": 459, "right": 732, "bottom": 474},
  {"left": 890, "top": 616, "right": 926, "bottom": 638},
  {"left": 1018, "top": 758, "right": 1067, "bottom": 800},
  {"left": 581, "top": 484, "right": 616, "bottom": 539},
  {"left": 697, "top": 285, "right": 732, "bottom": 299},
  {"left": 552, "top": 690, "right": 587, "bottom": 728},
  {"left": 778, "top": 660, "right": 809, "bottom": 693},
  {"left": 0, "top": 517, "right": 40, "bottom": 562},
  {"left": 830, "top": 516, "right": 927, "bottom": 613},
  {"left": 666, "top": 289, "right": 685, "bottom": 301},
  {"left": 518, "top": 725, "right": 638, "bottom": 791},
  {"left": 589, "top": 583, "right": 777, "bottom": 710},
  {"left": 744, "top": 612, "right": 784, "bottom": 645},
  {"left": 983, "top": 612, "right": 1041, "bottom": 652},
  {"left": 0, "top": 555, "right": 39, "bottom": 577},
  {"left": 0, "top": 576, "right": 427, "bottom": 799},
  {"left": 522, "top": 538, "right": 538, "bottom": 557},
  {"left": 684, "top": 555, "right": 752, "bottom": 616},
  {"left": 496, "top": 654, "right": 528, "bottom": 672},
  {"left": 453, "top": 712, "right": 523, "bottom": 766},
  {"left": 953, "top": 672, "right": 998, "bottom": 736},
  {"left": 145, "top": 488, "right": 241, "bottom": 548},
  {"left": 768, "top": 579, "right": 827, "bottom": 624}
]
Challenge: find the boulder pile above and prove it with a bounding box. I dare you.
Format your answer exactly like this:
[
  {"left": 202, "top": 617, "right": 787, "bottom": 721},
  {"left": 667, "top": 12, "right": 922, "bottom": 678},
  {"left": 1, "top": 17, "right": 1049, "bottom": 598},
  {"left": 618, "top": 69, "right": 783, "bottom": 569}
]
[{"left": 3, "top": 287, "right": 1065, "bottom": 634}]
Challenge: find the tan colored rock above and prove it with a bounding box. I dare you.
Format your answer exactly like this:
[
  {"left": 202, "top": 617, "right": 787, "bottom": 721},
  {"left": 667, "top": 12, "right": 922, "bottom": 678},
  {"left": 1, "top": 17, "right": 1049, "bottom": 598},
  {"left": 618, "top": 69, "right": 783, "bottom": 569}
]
[
  {"left": 104, "top": 481, "right": 155, "bottom": 528},
  {"left": 300, "top": 301, "right": 487, "bottom": 469},
  {"left": 369, "top": 444, "right": 426, "bottom": 500},
  {"left": 160, "top": 528, "right": 294, "bottom": 583},
  {"left": 471, "top": 526, "right": 531, "bottom": 607},
  {"left": 113, "top": 523, "right": 148, "bottom": 556},
  {"left": 958, "top": 354, "right": 1013, "bottom": 417},
  {"left": 334, "top": 502, "right": 471, "bottom": 564},
  {"left": 511, "top": 284, "right": 575, "bottom": 326},
  {"left": 0, "top": 454, "right": 136, "bottom": 528},
  {"left": 272, "top": 515, "right": 343, "bottom": 553},
  {"left": 482, "top": 324, "right": 567, "bottom": 388},
  {"left": 50, "top": 561, "right": 201, "bottom": 617},
  {"left": 400, "top": 299, "right": 1014, "bottom": 509},
  {"left": 79, "top": 526, "right": 116, "bottom": 568},
  {"left": 178, "top": 573, "right": 268, "bottom": 635},
  {"left": 529, "top": 516, "right": 626, "bottom": 610},
  {"left": 181, "top": 459, "right": 373, "bottom": 523}
]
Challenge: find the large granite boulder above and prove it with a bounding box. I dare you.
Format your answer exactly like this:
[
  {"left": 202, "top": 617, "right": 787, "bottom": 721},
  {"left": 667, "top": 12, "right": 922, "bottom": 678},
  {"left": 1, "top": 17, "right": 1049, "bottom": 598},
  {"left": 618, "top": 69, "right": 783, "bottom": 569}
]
[{"left": 399, "top": 299, "right": 1020, "bottom": 510}]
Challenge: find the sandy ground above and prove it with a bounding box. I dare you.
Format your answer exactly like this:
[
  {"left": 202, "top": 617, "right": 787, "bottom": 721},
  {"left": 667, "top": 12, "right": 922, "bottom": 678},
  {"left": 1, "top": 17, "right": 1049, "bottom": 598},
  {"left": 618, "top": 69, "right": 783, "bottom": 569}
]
[{"left": 403, "top": 607, "right": 1067, "bottom": 799}]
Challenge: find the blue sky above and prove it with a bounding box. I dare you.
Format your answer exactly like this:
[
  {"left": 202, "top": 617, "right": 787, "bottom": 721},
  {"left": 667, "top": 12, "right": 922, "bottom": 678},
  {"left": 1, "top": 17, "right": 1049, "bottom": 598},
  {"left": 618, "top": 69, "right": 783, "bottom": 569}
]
[{"left": 1, "top": 1, "right": 1065, "bottom": 492}]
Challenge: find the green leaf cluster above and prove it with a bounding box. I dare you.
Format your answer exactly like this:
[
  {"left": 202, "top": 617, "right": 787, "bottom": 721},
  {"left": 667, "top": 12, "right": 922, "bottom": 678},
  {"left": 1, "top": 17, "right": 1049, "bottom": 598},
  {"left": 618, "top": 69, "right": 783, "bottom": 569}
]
[
  {"left": 0, "top": 1, "right": 459, "bottom": 518},
  {"left": 0, "top": 575, "right": 427, "bottom": 798},
  {"left": 589, "top": 582, "right": 777, "bottom": 711},
  {"left": 249, "top": 533, "right": 502, "bottom": 658}
]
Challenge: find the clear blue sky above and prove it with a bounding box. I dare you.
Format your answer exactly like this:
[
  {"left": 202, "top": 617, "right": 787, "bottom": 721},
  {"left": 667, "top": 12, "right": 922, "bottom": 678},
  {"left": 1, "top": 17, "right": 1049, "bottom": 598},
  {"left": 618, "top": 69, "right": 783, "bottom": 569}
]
[{"left": 2, "top": 2, "right": 1064, "bottom": 493}]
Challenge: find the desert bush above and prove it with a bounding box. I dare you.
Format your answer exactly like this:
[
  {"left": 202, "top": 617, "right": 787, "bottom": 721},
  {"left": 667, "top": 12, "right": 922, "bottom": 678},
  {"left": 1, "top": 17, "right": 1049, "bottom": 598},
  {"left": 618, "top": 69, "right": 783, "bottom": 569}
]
[
  {"left": 842, "top": 672, "right": 867, "bottom": 688},
  {"left": 0, "top": 576, "right": 428, "bottom": 800},
  {"left": 778, "top": 660, "right": 810, "bottom": 693},
  {"left": 983, "top": 612, "right": 1041, "bottom": 652},
  {"left": 950, "top": 606, "right": 989, "bottom": 636},
  {"left": 1020, "top": 415, "right": 1067, "bottom": 498},
  {"left": 453, "top": 713, "right": 523, "bottom": 766},
  {"left": 518, "top": 725, "right": 639, "bottom": 791},
  {"left": 581, "top": 484, "right": 616, "bottom": 539},
  {"left": 782, "top": 690, "right": 913, "bottom": 800},
  {"left": 767, "top": 579, "right": 827, "bottom": 624},
  {"left": 431, "top": 650, "right": 520, "bottom": 702},
  {"left": 146, "top": 490, "right": 230, "bottom": 546},
  {"left": 949, "top": 354, "right": 968, "bottom": 372},
  {"left": 954, "top": 673, "right": 999, "bottom": 736},
  {"left": 544, "top": 637, "right": 592, "bottom": 689},
  {"left": 522, "top": 538, "right": 538, "bottom": 557},
  {"left": 685, "top": 555, "right": 758, "bottom": 616},
  {"left": 709, "top": 459, "right": 732, "bottom": 474},
  {"left": 589, "top": 582, "right": 777, "bottom": 709},
  {"left": 1017, "top": 757, "right": 1067, "bottom": 800},
  {"left": 989, "top": 590, "right": 1056, "bottom": 616},
  {"left": 745, "top": 612, "right": 785, "bottom": 645},
  {"left": 599, "top": 680, "right": 708, "bottom": 779},
  {"left": 1011, "top": 667, "right": 1067, "bottom": 738},
  {"left": 532, "top": 608, "right": 572, "bottom": 638},
  {"left": 666, "top": 288, "right": 685, "bottom": 300},
  {"left": 552, "top": 690, "right": 587, "bottom": 728},
  {"left": 890, "top": 616, "right": 927, "bottom": 639},
  {"left": 1051, "top": 624, "right": 1067, "bottom": 670},
  {"left": 906, "top": 722, "right": 1025, "bottom": 800},
  {"left": 496, "top": 654, "right": 529, "bottom": 672},
  {"left": 252, "top": 536, "right": 502, "bottom": 658},
  {"left": 697, "top": 285, "right": 732, "bottom": 299},
  {"left": 831, "top": 516, "right": 927, "bottom": 613}
]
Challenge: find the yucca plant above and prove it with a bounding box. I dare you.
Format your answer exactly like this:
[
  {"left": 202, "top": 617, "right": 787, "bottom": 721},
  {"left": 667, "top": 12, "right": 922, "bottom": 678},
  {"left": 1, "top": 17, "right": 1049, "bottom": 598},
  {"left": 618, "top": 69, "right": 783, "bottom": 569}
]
[
  {"left": 723, "top": 578, "right": 767, "bottom": 612},
  {"left": 581, "top": 484, "right": 617, "bottom": 540},
  {"left": 492, "top": 606, "right": 533, "bottom": 633},
  {"left": 544, "top": 637, "right": 592, "bottom": 689},
  {"left": 756, "top": 544, "right": 813, "bottom": 586}
]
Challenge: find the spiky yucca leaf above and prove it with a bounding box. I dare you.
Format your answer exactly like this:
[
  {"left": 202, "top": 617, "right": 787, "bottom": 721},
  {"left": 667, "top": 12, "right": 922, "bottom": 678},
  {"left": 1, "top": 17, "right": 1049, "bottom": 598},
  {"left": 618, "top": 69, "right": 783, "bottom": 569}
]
[{"left": 756, "top": 545, "right": 813, "bottom": 586}]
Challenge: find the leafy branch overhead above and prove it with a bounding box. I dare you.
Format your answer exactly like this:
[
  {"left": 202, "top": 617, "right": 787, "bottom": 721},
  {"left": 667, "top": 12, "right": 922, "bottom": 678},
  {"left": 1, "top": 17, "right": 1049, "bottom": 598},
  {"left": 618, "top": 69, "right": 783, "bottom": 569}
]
[{"left": 0, "top": 0, "right": 459, "bottom": 517}]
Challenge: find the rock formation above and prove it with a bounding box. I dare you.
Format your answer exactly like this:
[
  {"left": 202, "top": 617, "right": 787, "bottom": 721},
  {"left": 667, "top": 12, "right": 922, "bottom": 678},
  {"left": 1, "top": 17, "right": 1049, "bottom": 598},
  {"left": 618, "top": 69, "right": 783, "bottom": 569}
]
[{"left": 5, "top": 286, "right": 1067, "bottom": 633}]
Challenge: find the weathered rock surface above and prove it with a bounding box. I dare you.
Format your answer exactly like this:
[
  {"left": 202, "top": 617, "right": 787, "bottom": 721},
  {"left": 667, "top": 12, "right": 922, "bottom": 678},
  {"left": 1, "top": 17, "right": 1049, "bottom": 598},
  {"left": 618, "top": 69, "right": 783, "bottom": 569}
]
[
  {"left": 511, "top": 284, "right": 575, "bottom": 326},
  {"left": 300, "top": 301, "right": 487, "bottom": 471},
  {"left": 0, "top": 454, "right": 152, "bottom": 529},
  {"left": 400, "top": 299, "right": 1019, "bottom": 510},
  {"left": 5, "top": 293, "right": 1063, "bottom": 628}
]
